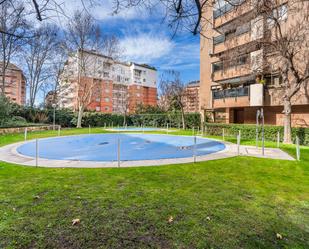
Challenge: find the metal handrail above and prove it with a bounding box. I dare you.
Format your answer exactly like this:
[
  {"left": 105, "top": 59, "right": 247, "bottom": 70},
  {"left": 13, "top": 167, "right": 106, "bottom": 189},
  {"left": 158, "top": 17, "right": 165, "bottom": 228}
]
[{"left": 213, "top": 86, "right": 249, "bottom": 100}]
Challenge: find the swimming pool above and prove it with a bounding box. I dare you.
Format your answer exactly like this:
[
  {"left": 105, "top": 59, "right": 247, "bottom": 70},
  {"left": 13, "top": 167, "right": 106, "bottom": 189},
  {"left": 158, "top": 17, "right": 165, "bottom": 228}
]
[{"left": 17, "top": 134, "right": 226, "bottom": 162}]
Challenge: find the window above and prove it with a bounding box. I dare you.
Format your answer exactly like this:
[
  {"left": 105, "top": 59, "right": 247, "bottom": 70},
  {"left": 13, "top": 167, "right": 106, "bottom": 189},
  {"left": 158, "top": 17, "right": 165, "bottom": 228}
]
[
  {"left": 134, "top": 69, "right": 141, "bottom": 77},
  {"left": 213, "top": 34, "right": 225, "bottom": 45},
  {"left": 95, "top": 106, "right": 101, "bottom": 112},
  {"left": 103, "top": 72, "right": 109, "bottom": 78},
  {"left": 105, "top": 97, "right": 110, "bottom": 102},
  {"left": 235, "top": 22, "right": 251, "bottom": 36},
  {"left": 212, "top": 61, "right": 223, "bottom": 72},
  {"left": 277, "top": 4, "right": 288, "bottom": 21},
  {"left": 96, "top": 98, "right": 100, "bottom": 102},
  {"left": 104, "top": 106, "right": 110, "bottom": 111},
  {"left": 105, "top": 88, "right": 110, "bottom": 93},
  {"left": 213, "top": 0, "right": 245, "bottom": 19},
  {"left": 143, "top": 79, "right": 146, "bottom": 82},
  {"left": 236, "top": 54, "right": 248, "bottom": 66},
  {"left": 103, "top": 62, "right": 111, "bottom": 68},
  {"left": 117, "top": 75, "right": 121, "bottom": 82},
  {"left": 267, "top": 75, "right": 282, "bottom": 87},
  {"left": 267, "top": 4, "right": 288, "bottom": 28},
  {"left": 136, "top": 93, "right": 140, "bottom": 97}
]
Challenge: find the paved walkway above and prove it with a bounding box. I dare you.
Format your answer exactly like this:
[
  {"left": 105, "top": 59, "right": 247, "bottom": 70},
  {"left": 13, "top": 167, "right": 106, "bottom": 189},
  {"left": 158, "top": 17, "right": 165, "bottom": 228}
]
[{"left": 0, "top": 136, "right": 295, "bottom": 168}]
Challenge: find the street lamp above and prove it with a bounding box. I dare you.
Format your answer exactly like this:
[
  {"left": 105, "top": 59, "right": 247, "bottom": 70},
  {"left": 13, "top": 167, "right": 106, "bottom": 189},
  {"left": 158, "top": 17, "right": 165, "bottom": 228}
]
[
  {"left": 256, "top": 108, "right": 265, "bottom": 156},
  {"left": 261, "top": 108, "right": 265, "bottom": 156},
  {"left": 52, "top": 103, "right": 56, "bottom": 130}
]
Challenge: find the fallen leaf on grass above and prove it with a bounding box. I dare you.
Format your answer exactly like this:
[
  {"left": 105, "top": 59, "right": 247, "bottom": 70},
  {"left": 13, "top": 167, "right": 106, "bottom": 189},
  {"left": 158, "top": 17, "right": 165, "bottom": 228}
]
[
  {"left": 34, "top": 195, "right": 40, "bottom": 199},
  {"left": 168, "top": 216, "right": 174, "bottom": 223},
  {"left": 276, "top": 233, "right": 283, "bottom": 240},
  {"left": 72, "top": 218, "right": 80, "bottom": 226},
  {"left": 206, "top": 216, "right": 211, "bottom": 221}
]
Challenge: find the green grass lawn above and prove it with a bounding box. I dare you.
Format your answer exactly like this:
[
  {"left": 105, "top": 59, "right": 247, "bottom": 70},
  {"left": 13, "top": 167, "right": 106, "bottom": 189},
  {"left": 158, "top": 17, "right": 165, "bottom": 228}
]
[{"left": 0, "top": 128, "right": 309, "bottom": 248}]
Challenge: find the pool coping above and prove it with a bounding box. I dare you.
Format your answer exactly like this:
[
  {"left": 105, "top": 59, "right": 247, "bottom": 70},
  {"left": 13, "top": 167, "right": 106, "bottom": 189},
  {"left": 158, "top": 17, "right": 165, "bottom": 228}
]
[{"left": 0, "top": 133, "right": 295, "bottom": 168}]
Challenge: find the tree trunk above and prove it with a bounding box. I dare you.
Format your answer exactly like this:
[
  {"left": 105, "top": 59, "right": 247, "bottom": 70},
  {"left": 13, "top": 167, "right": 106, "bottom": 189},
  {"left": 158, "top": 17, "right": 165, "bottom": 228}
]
[
  {"left": 180, "top": 107, "right": 185, "bottom": 129},
  {"left": 1, "top": 67, "right": 6, "bottom": 95},
  {"left": 123, "top": 113, "right": 126, "bottom": 126},
  {"left": 283, "top": 98, "right": 292, "bottom": 144},
  {"left": 77, "top": 105, "right": 84, "bottom": 128}
]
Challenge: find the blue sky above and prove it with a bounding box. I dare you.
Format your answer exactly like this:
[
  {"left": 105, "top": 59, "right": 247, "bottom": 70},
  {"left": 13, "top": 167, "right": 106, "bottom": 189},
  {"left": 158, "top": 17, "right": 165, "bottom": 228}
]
[{"left": 58, "top": 0, "right": 200, "bottom": 84}]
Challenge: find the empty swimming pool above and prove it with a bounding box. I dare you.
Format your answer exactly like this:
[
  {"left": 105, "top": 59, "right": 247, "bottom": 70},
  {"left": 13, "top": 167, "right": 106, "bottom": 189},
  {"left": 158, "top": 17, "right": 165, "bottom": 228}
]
[
  {"left": 17, "top": 134, "right": 226, "bottom": 162},
  {"left": 109, "top": 127, "right": 164, "bottom": 132}
]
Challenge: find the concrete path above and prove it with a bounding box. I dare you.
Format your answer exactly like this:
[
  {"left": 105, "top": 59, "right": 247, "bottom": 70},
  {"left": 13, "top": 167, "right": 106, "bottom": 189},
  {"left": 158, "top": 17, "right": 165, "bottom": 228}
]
[{"left": 0, "top": 138, "right": 294, "bottom": 168}]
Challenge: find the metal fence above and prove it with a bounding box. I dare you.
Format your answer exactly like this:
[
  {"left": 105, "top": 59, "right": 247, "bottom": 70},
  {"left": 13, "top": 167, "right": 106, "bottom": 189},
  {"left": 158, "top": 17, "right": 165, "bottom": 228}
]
[{"left": 213, "top": 86, "right": 249, "bottom": 100}]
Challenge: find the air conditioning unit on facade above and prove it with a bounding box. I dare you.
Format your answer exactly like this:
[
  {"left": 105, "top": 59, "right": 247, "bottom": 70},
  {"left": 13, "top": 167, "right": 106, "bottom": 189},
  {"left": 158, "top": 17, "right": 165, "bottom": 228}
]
[
  {"left": 251, "top": 16, "right": 264, "bottom": 41},
  {"left": 251, "top": 49, "right": 263, "bottom": 72}
]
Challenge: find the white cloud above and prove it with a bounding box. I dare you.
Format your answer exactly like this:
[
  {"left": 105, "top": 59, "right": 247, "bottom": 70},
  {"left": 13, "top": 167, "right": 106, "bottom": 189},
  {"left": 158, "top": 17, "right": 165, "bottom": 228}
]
[
  {"left": 119, "top": 33, "right": 174, "bottom": 63},
  {"left": 158, "top": 42, "right": 200, "bottom": 71}
]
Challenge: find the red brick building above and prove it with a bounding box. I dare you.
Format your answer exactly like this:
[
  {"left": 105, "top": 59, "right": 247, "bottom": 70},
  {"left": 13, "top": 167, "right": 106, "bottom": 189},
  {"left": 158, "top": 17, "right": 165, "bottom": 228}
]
[
  {"left": 58, "top": 51, "right": 157, "bottom": 114},
  {"left": 0, "top": 62, "right": 26, "bottom": 105},
  {"left": 183, "top": 80, "right": 200, "bottom": 113}
]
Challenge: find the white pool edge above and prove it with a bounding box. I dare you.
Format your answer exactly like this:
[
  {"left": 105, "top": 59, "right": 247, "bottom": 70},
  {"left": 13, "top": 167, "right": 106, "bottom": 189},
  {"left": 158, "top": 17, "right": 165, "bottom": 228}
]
[{"left": 0, "top": 134, "right": 294, "bottom": 168}]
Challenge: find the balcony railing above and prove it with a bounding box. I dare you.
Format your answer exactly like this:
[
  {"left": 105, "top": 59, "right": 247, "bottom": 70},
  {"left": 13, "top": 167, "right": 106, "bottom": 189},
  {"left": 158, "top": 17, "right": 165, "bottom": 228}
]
[
  {"left": 213, "top": 86, "right": 249, "bottom": 100},
  {"left": 213, "top": 0, "right": 252, "bottom": 28},
  {"left": 213, "top": 0, "right": 245, "bottom": 19}
]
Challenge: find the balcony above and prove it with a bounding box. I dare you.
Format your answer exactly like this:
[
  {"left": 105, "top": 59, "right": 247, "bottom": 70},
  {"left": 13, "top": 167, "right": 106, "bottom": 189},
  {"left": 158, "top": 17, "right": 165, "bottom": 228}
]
[
  {"left": 212, "top": 86, "right": 250, "bottom": 108},
  {"left": 213, "top": 64, "right": 251, "bottom": 82},
  {"left": 213, "top": 0, "right": 252, "bottom": 28},
  {"left": 213, "top": 32, "right": 251, "bottom": 54}
]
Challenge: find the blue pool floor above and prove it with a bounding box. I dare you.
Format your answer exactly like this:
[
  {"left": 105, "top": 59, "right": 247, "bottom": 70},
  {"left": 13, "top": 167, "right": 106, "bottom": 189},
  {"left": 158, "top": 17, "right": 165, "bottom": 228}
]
[{"left": 17, "top": 134, "right": 225, "bottom": 162}]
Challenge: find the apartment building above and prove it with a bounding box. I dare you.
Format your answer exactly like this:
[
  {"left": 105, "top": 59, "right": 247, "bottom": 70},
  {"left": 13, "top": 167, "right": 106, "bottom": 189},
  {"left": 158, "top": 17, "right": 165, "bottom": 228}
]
[
  {"left": 183, "top": 80, "right": 200, "bottom": 113},
  {"left": 58, "top": 50, "right": 157, "bottom": 114},
  {"left": 200, "top": 0, "right": 309, "bottom": 126},
  {"left": 45, "top": 90, "right": 57, "bottom": 107},
  {"left": 0, "top": 62, "right": 26, "bottom": 105}
]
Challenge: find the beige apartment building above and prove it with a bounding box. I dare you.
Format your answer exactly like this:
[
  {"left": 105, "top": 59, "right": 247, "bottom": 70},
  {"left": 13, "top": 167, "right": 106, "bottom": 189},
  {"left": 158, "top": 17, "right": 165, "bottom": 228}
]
[
  {"left": 200, "top": 0, "right": 309, "bottom": 126},
  {"left": 58, "top": 50, "right": 157, "bottom": 114},
  {"left": 0, "top": 63, "right": 26, "bottom": 105},
  {"left": 183, "top": 80, "right": 200, "bottom": 113}
]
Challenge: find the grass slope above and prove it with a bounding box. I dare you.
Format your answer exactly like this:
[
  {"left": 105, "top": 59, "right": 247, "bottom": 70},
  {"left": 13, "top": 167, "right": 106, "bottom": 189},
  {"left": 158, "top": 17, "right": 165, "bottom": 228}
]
[{"left": 0, "top": 128, "right": 309, "bottom": 249}]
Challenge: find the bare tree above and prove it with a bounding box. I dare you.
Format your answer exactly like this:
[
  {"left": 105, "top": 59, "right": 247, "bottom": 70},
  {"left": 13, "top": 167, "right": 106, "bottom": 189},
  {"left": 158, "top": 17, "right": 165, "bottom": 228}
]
[
  {"left": 0, "top": 1, "right": 28, "bottom": 95},
  {"left": 48, "top": 43, "right": 67, "bottom": 106},
  {"left": 206, "top": 0, "right": 308, "bottom": 143},
  {"left": 0, "top": 0, "right": 67, "bottom": 26},
  {"left": 160, "top": 71, "right": 186, "bottom": 128},
  {"left": 253, "top": 0, "right": 309, "bottom": 143},
  {"left": 112, "top": 84, "right": 130, "bottom": 125},
  {"left": 23, "top": 24, "right": 60, "bottom": 107},
  {"left": 63, "top": 10, "right": 120, "bottom": 128}
]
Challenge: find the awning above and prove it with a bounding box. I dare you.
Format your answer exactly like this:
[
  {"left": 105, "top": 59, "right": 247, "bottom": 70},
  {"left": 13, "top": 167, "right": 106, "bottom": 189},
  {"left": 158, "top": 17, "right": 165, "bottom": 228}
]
[{"left": 216, "top": 74, "right": 255, "bottom": 85}]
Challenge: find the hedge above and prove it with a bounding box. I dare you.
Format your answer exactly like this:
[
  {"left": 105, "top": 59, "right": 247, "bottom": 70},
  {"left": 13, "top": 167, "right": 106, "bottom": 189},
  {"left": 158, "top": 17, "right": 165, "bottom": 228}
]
[
  {"left": 77, "top": 112, "right": 201, "bottom": 129},
  {"left": 204, "top": 123, "right": 309, "bottom": 145},
  {"left": 78, "top": 113, "right": 129, "bottom": 127},
  {"left": 130, "top": 113, "right": 200, "bottom": 128}
]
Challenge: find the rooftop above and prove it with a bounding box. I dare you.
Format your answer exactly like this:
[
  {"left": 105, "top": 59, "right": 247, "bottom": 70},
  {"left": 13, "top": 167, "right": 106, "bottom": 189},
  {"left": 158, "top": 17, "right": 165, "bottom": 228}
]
[{"left": 0, "top": 62, "right": 22, "bottom": 72}]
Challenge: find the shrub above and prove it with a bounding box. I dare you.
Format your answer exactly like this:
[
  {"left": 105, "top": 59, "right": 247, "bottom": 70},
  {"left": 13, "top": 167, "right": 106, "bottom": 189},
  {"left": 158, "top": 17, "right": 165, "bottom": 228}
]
[
  {"left": 46, "top": 108, "right": 75, "bottom": 127},
  {"left": 78, "top": 112, "right": 128, "bottom": 127},
  {"left": 204, "top": 123, "right": 309, "bottom": 145},
  {"left": 130, "top": 112, "right": 201, "bottom": 128},
  {"left": 0, "top": 95, "right": 11, "bottom": 126}
]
